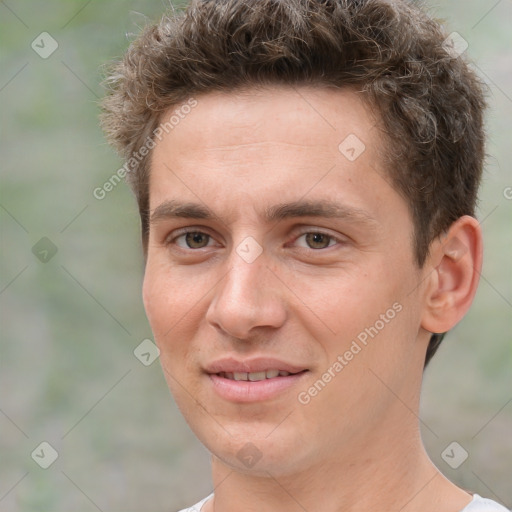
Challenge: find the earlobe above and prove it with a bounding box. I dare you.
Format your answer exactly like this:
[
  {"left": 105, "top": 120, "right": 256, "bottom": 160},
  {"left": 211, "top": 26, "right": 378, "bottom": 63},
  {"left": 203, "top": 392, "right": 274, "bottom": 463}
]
[{"left": 421, "top": 216, "right": 483, "bottom": 335}]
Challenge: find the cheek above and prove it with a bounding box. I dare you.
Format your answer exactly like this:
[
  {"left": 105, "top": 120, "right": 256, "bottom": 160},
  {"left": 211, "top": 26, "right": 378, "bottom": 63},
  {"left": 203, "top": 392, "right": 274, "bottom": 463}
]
[
  {"left": 143, "top": 260, "right": 198, "bottom": 334},
  {"left": 142, "top": 259, "right": 218, "bottom": 388},
  {"left": 143, "top": 264, "right": 199, "bottom": 372},
  {"left": 143, "top": 266, "right": 206, "bottom": 405},
  {"left": 286, "top": 268, "right": 387, "bottom": 340},
  {"left": 142, "top": 266, "right": 169, "bottom": 337},
  {"left": 296, "top": 261, "right": 419, "bottom": 363}
]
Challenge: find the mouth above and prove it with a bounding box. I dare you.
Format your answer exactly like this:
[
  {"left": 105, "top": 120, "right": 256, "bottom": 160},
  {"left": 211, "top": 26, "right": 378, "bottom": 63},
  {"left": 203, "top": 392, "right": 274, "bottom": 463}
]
[
  {"left": 204, "top": 356, "right": 308, "bottom": 376},
  {"left": 205, "top": 358, "right": 310, "bottom": 402},
  {"left": 216, "top": 369, "right": 307, "bottom": 382}
]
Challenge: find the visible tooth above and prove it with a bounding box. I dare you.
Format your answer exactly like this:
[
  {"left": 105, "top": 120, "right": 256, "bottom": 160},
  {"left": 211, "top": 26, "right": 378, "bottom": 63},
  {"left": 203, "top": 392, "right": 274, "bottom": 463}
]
[
  {"left": 225, "top": 372, "right": 235, "bottom": 380},
  {"left": 265, "top": 369, "right": 280, "bottom": 379},
  {"left": 278, "top": 371, "right": 290, "bottom": 377},
  {"left": 233, "top": 372, "right": 248, "bottom": 381},
  {"left": 248, "top": 371, "right": 267, "bottom": 381}
]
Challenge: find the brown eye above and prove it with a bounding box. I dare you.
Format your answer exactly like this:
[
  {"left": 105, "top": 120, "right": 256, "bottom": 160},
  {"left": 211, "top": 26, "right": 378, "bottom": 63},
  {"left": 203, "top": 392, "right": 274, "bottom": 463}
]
[
  {"left": 184, "top": 232, "right": 210, "bottom": 248},
  {"left": 304, "top": 232, "right": 333, "bottom": 249}
]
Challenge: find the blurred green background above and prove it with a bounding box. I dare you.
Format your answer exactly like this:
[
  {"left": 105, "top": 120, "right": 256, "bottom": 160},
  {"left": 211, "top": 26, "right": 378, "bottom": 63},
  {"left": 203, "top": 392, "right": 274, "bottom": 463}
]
[{"left": 0, "top": 1, "right": 510, "bottom": 510}]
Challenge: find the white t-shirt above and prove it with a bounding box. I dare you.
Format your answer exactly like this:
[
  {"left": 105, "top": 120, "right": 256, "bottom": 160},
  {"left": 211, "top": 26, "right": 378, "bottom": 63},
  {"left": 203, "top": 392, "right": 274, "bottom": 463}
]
[{"left": 177, "top": 493, "right": 510, "bottom": 512}]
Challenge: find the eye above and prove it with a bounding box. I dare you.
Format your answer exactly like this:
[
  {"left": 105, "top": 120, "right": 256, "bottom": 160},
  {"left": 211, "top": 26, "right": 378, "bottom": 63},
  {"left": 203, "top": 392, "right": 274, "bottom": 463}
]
[
  {"left": 174, "top": 231, "right": 213, "bottom": 249},
  {"left": 295, "top": 232, "right": 338, "bottom": 250},
  {"left": 168, "top": 229, "right": 341, "bottom": 251}
]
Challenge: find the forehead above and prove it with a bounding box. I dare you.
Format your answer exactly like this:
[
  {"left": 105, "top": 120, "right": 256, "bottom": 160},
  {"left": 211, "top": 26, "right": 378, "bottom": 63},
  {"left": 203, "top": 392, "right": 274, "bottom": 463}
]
[
  {"left": 148, "top": 85, "right": 397, "bottom": 223},
  {"left": 154, "top": 85, "right": 379, "bottom": 158}
]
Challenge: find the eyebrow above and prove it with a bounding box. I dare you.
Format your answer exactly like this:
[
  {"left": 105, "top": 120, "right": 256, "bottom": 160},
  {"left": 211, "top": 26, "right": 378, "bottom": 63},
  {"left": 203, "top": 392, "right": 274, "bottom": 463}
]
[{"left": 149, "top": 199, "right": 378, "bottom": 228}]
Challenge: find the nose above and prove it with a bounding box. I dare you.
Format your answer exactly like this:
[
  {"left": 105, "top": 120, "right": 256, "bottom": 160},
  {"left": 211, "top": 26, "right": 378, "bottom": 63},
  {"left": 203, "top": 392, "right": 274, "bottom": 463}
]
[{"left": 205, "top": 249, "right": 287, "bottom": 340}]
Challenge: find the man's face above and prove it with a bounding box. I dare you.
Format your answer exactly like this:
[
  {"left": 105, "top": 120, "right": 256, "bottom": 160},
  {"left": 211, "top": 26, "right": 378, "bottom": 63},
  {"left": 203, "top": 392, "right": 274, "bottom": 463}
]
[{"left": 144, "top": 86, "right": 431, "bottom": 475}]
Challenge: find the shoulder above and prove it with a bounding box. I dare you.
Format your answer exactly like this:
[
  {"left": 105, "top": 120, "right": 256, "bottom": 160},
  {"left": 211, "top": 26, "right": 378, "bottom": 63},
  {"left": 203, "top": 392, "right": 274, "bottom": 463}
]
[
  {"left": 175, "top": 493, "right": 214, "bottom": 512},
  {"left": 461, "top": 494, "right": 510, "bottom": 512}
]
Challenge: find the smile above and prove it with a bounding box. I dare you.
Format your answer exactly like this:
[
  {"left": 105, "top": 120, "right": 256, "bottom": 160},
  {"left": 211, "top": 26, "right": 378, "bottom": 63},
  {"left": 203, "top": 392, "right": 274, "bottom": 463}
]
[
  {"left": 209, "top": 370, "right": 309, "bottom": 402},
  {"left": 216, "top": 370, "right": 298, "bottom": 381}
]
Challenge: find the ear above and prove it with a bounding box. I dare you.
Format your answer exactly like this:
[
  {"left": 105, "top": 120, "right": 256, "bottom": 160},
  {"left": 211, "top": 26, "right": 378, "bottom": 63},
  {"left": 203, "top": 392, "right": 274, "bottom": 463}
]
[{"left": 421, "top": 215, "right": 483, "bottom": 335}]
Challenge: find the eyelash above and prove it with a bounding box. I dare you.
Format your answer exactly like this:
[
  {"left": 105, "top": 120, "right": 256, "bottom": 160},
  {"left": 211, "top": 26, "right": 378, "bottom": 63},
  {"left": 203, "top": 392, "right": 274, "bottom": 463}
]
[{"left": 166, "top": 227, "right": 343, "bottom": 250}]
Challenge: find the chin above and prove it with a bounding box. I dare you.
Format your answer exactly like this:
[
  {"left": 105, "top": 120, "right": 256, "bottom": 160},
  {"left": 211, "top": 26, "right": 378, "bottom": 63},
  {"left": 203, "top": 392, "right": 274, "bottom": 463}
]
[{"left": 194, "top": 418, "right": 312, "bottom": 477}]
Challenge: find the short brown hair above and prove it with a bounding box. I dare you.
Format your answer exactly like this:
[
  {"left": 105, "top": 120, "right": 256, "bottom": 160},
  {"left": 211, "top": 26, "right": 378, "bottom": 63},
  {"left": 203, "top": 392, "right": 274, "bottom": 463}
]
[{"left": 100, "top": 0, "right": 487, "bottom": 366}]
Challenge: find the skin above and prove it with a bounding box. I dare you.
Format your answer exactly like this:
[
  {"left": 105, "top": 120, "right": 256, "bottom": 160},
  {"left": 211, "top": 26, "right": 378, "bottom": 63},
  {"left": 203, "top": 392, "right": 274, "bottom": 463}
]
[{"left": 143, "top": 86, "right": 483, "bottom": 512}]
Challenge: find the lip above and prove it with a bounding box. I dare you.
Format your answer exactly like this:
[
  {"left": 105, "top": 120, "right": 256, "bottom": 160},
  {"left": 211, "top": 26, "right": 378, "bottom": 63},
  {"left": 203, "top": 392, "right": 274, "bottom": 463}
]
[
  {"left": 204, "top": 357, "right": 308, "bottom": 375},
  {"left": 208, "top": 372, "right": 309, "bottom": 403},
  {"left": 205, "top": 357, "right": 309, "bottom": 403}
]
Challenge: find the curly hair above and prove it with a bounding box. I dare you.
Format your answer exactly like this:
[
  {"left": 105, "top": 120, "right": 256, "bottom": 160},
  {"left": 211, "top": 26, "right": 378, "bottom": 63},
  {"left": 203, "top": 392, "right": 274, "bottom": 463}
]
[{"left": 100, "top": 0, "right": 487, "bottom": 366}]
